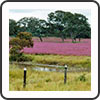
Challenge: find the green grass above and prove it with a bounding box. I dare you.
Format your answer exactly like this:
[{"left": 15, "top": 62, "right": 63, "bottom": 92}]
[
  {"left": 23, "top": 54, "right": 91, "bottom": 68},
  {"left": 9, "top": 64, "right": 91, "bottom": 91}
]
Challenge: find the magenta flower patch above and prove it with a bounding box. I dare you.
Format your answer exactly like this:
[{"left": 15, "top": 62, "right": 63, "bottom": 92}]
[{"left": 23, "top": 39, "right": 91, "bottom": 56}]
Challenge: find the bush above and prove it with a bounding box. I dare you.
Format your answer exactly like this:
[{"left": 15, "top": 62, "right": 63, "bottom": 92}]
[
  {"left": 10, "top": 32, "right": 33, "bottom": 49},
  {"left": 9, "top": 32, "right": 34, "bottom": 62},
  {"left": 10, "top": 46, "right": 23, "bottom": 61},
  {"left": 17, "top": 32, "right": 32, "bottom": 40},
  {"left": 78, "top": 74, "right": 86, "bottom": 82},
  {"left": 10, "top": 45, "right": 22, "bottom": 54},
  {"left": 17, "top": 54, "right": 33, "bottom": 62},
  {"left": 9, "top": 37, "right": 21, "bottom": 47},
  {"left": 10, "top": 54, "right": 33, "bottom": 62},
  {"left": 17, "top": 32, "right": 33, "bottom": 48}
]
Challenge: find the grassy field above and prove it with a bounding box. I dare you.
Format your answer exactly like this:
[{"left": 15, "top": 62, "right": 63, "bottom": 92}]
[
  {"left": 22, "top": 54, "right": 91, "bottom": 68},
  {"left": 9, "top": 54, "right": 91, "bottom": 91},
  {"left": 9, "top": 64, "right": 91, "bottom": 91},
  {"left": 9, "top": 37, "right": 91, "bottom": 91}
]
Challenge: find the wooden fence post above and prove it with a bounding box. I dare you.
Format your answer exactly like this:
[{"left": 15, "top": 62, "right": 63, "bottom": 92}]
[
  {"left": 64, "top": 65, "right": 67, "bottom": 84},
  {"left": 23, "top": 68, "right": 27, "bottom": 88}
]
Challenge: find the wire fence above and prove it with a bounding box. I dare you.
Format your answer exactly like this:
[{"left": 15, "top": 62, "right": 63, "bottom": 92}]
[{"left": 10, "top": 62, "right": 91, "bottom": 72}]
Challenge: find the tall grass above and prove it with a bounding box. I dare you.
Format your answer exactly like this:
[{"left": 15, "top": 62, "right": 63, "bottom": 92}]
[
  {"left": 9, "top": 64, "right": 91, "bottom": 91},
  {"left": 23, "top": 54, "right": 91, "bottom": 68}
]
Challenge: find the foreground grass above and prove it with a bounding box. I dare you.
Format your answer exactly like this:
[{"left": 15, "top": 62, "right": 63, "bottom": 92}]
[
  {"left": 23, "top": 54, "right": 91, "bottom": 68},
  {"left": 9, "top": 64, "right": 91, "bottom": 91}
]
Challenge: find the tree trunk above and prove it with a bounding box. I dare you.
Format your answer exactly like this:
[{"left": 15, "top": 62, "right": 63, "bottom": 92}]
[
  {"left": 79, "top": 38, "right": 81, "bottom": 42},
  {"left": 39, "top": 36, "right": 43, "bottom": 42},
  {"left": 78, "top": 34, "right": 81, "bottom": 42},
  {"left": 72, "top": 39, "right": 74, "bottom": 42},
  {"left": 71, "top": 33, "right": 74, "bottom": 42},
  {"left": 74, "top": 37, "right": 76, "bottom": 42},
  {"left": 61, "top": 35, "right": 64, "bottom": 42}
]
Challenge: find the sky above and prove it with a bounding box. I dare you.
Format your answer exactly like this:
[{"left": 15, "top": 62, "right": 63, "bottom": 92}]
[{"left": 9, "top": 9, "right": 91, "bottom": 24}]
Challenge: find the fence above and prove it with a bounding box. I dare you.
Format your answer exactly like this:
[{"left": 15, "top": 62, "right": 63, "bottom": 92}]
[
  {"left": 10, "top": 62, "right": 91, "bottom": 72},
  {"left": 10, "top": 62, "right": 91, "bottom": 88}
]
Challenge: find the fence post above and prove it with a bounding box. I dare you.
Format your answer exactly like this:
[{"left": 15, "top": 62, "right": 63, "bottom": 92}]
[
  {"left": 64, "top": 65, "right": 67, "bottom": 84},
  {"left": 23, "top": 68, "right": 27, "bottom": 88}
]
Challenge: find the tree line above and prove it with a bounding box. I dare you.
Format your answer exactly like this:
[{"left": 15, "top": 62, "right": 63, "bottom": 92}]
[{"left": 9, "top": 10, "right": 91, "bottom": 42}]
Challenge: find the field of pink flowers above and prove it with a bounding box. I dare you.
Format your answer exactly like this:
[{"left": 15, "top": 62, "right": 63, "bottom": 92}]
[{"left": 23, "top": 38, "right": 91, "bottom": 56}]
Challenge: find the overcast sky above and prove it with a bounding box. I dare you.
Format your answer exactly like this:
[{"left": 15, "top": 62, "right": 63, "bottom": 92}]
[{"left": 9, "top": 9, "right": 91, "bottom": 24}]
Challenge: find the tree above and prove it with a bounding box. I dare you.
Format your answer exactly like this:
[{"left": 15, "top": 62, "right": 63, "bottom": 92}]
[
  {"left": 35, "top": 19, "right": 48, "bottom": 42},
  {"left": 17, "top": 17, "right": 31, "bottom": 33},
  {"left": 9, "top": 32, "right": 33, "bottom": 61},
  {"left": 9, "top": 19, "right": 19, "bottom": 36},
  {"left": 17, "top": 17, "right": 48, "bottom": 42},
  {"left": 73, "top": 13, "right": 91, "bottom": 42},
  {"left": 66, "top": 13, "right": 91, "bottom": 42},
  {"left": 9, "top": 11, "right": 91, "bottom": 43},
  {"left": 48, "top": 10, "right": 67, "bottom": 42},
  {"left": 27, "top": 17, "right": 39, "bottom": 35}
]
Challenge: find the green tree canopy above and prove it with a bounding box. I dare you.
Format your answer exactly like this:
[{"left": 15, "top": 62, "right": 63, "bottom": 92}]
[
  {"left": 9, "top": 10, "right": 91, "bottom": 43},
  {"left": 47, "top": 10, "right": 66, "bottom": 42},
  {"left": 9, "top": 19, "right": 19, "bottom": 36}
]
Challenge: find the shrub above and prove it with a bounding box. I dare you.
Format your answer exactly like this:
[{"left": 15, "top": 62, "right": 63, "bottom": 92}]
[
  {"left": 9, "top": 32, "right": 33, "bottom": 62},
  {"left": 10, "top": 45, "right": 22, "bottom": 54},
  {"left": 45, "top": 78, "right": 52, "bottom": 82},
  {"left": 17, "top": 32, "right": 32, "bottom": 40},
  {"left": 17, "top": 32, "right": 33, "bottom": 48},
  {"left": 9, "top": 37, "right": 21, "bottom": 46},
  {"left": 9, "top": 46, "right": 22, "bottom": 61},
  {"left": 17, "top": 54, "right": 33, "bottom": 62},
  {"left": 78, "top": 74, "right": 86, "bottom": 82}
]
